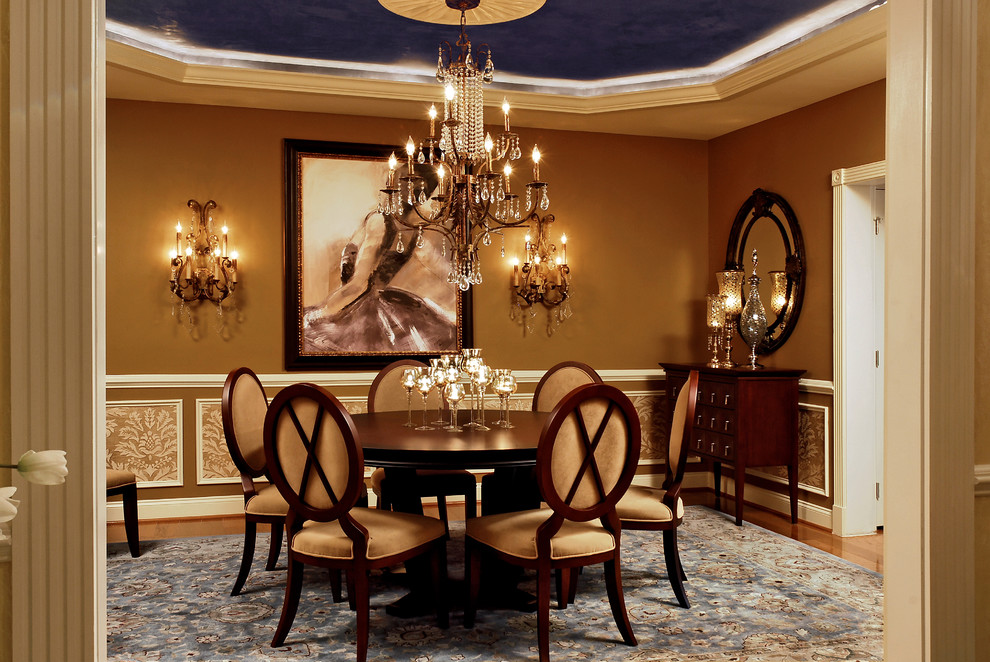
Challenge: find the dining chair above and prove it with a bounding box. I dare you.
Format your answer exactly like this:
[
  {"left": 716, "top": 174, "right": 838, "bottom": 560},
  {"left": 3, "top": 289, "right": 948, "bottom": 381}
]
[
  {"left": 614, "top": 369, "right": 700, "bottom": 608},
  {"left": 368, "top": 359, "right": 477, "bottom": 534},
  {"left": 264, "top": 382, "right": 448, "bottom": 660},
  {"left": 107, "top": 469, "right": 140, "bottom": 557},
  {"left": 221, "top": 366, "right": 289, "bottom": 596},
  {"left": 531, "top": 360, "right": 604, "bottom": 413},
  {"left": 531, "top": 360, "right": 604, "bottom": 604},
  {"left": 464, "top": 383, "right": 640, "bottom": 662}
]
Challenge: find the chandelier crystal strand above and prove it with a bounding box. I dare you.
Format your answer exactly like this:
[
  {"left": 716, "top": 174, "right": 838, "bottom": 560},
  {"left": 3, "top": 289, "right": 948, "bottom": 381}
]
[{"left": 379, "top": 5, "right": 556, "bottom": 294}]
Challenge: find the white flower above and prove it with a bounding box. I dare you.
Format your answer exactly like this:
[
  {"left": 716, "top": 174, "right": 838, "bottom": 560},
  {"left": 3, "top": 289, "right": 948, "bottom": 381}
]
[
  {"left": 16, "top": 450, "right": 68, "bottom": 485},
  {"left": 0, "top": 487, "right": 19, "bottom": 523}
]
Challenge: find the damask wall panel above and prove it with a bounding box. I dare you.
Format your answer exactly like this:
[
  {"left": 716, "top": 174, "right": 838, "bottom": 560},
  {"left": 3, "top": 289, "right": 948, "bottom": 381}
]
[
  {"left": 197, "top": 399, "right": 237, "bottom": 484},
  {"left": 749, "top": 403, "right": 830, "bottom": 496},
  {"left": 197, "top": 396, "right": 369, "bottom": 485},
  {"left": 632, "top": 392, "right": 667, "bottom": 462},
  {"left": 106, "top": 400, "right": 183, "bottom": 487}
]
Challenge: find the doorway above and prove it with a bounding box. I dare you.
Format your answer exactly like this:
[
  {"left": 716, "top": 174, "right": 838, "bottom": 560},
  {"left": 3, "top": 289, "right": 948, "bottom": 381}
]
[{"left": 832, "top": 161, "right": 885, "bottom": 536}]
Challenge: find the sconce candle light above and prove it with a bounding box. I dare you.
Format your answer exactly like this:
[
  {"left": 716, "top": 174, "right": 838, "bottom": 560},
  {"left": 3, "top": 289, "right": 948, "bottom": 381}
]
[
  {"left": 168, "top": 199, "right": 237, "bottom": 305},
  {"left": 509, "top": 213, "right": 572, "bottom": 334}
]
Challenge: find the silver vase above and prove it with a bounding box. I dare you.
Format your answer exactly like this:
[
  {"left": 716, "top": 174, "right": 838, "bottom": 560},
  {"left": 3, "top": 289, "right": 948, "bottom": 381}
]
[{"left": 739, "top": 250, "right": 768, "bottom": 369}]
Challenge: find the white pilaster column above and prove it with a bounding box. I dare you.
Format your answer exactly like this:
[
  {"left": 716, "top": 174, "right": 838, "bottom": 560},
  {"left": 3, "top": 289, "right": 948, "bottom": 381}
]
[
  {"left": 886, "top": 0, "right": 976, "bottom": 660},
  {"left": 6, "top": 0, "right": 106, "bottom": 660}
]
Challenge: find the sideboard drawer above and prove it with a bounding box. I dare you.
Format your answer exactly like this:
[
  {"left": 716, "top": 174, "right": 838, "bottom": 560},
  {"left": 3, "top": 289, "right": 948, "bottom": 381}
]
[
  {"left": 695, "top": 405, "right": 735, "bottom": 434},
  {"left": 697, "top": 380, "right": 736, "bottom": 409}
]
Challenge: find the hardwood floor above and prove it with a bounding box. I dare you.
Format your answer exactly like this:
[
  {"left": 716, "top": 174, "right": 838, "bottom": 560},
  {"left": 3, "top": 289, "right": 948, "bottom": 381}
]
[{"left": 107, "top": 497, "right": 883, "bottom": 573}]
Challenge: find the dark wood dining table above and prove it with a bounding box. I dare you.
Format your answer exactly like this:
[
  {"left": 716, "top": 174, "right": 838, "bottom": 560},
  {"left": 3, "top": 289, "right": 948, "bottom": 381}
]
[{"left": 350, "top": 409, "right": 549, "bottom": 473}]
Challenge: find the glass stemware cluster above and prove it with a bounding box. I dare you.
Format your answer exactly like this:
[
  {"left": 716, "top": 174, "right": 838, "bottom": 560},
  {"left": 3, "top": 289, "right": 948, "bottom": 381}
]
[{"left": 400, "top": 348, "right": 517, "bottom": 432}]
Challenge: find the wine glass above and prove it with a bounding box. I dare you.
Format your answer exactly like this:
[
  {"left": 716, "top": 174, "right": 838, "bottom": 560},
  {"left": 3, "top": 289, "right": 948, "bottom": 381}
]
[
  {"left": 472, "top": 364, "right": 491, "bottom": 431},
  {"left": 415, "top": 372, "right": 435, "bottom": 430},
  {"left": 463, "top": 357, "right": 482, "bottom": 427},
  {"left": 445, "top": 382, "right": 465, "bottom": 432},
  {"left": 492, "top": 369, "right": 509, "bottom": 426},
  {"left": 431, "top": 366, "right": 448, "bottom": 426},
  {"left": 495, "top": 373, "right": 517, "bottom": 429},
  {"left": 400, "top": 368, "right": 419, "bottom": 427}
]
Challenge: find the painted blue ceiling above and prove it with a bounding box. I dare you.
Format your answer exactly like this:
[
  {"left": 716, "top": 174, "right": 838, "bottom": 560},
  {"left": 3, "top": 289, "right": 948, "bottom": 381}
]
[{"left": 106, "top": 0, "right": 874, "bottom": 82}]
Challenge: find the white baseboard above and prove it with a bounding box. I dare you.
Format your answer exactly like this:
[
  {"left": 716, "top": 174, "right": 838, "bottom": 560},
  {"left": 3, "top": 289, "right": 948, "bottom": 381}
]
[
  {"left": 109, "top": 470, "right": 829, "bottom": 529},
  {"left": 107, "top": 494, "right": 246, "bottom": 522},
  {"left": 716, "top": 477, "right": 832, "bottom": 529}
]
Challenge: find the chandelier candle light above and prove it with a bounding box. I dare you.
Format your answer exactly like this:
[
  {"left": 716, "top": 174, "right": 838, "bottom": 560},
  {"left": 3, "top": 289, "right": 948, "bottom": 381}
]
[
  {"left": 168, "top": 199, "right": 238, "bottom": 305},
  {"left": 377, "top": 2, "right": 556, "bottom": 292}
]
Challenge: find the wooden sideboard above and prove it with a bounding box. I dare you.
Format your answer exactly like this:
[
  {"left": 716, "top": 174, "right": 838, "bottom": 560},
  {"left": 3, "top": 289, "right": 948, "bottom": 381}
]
[{"left": 660, "top": 362, "right": 806, "bottom": 526}]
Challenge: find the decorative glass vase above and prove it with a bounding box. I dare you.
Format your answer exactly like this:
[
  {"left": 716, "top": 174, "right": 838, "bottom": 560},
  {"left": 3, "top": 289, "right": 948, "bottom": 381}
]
[{"left": 739, "top": 249, "right": 768, "bottom": 369}]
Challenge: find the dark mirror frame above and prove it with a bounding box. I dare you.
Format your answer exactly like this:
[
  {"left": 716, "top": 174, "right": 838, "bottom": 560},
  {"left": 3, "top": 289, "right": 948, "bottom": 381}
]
[{"left": 724, "top": 188, "right": 805, "bottom": 355}]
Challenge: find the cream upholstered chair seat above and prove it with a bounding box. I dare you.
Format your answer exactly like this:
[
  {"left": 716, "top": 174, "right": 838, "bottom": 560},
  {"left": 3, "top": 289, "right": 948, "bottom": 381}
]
[
  {"left": 245, "top": 484, "right": 289, "bottom": 517},
  {"left": 614, "top": 369, "right": 700, "bottom": 610},
  {"left": 465, "top": 509, "right": 616, "bottom": 561},
  {"left": 222, "top": 367, "right": 288, "bottom": 596},
  {"left": 106, "top": 468, "right": 136, "bottom": 489},
  {"left": 107, "top": 468, "right": 140, "bottom": 557},
  {"left": 265, "top": 383, "right": 448, "bottom": 660},
  {"left": 465, "top": 383, "right": 640, "bottom": 662},
  {"left": 616, "top": 486, "right": 684, "bottom": 523},
  {"left": 293, "top": 508, "right": 446, "bottom": 561}
]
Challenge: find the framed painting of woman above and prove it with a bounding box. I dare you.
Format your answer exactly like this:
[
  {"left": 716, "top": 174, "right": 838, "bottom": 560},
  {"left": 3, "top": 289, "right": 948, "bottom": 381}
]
[{"left": 284, "top": 139, "right": 472, "bottom": 369}]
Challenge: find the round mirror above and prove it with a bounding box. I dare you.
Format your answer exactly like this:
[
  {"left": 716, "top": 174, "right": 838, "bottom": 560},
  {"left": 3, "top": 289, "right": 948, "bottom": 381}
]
[{"left": 725, "top": 189, "right": 805, "bottom": 355}]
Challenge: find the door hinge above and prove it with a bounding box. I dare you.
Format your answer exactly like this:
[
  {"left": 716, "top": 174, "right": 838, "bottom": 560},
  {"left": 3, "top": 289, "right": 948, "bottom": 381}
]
[
  {"left": 875, "top": 350, "right": 879, "bottom": 367},
  {"left": 874, "top": 216, "right": 882, "bottom": 235},
  {"left": 876, "top": 482, "right": 881, "bottom": 500}
]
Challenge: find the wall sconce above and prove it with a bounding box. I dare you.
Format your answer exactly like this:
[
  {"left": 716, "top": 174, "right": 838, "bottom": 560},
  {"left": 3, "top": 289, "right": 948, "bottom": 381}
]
[
  {"left": 508, "top": 212, "right": 572, "bottom": 335},
  {"left": 168, "top": 199, "right": 238, "bottom": 305},
  {"left": 769, "top": 270, "right": 788, "bottom": 317}
]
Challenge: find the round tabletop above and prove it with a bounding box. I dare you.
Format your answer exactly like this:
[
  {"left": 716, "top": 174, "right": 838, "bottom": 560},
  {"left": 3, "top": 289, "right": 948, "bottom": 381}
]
[{"left": 351, "top": 409, "right": 548, "bottom": 470}]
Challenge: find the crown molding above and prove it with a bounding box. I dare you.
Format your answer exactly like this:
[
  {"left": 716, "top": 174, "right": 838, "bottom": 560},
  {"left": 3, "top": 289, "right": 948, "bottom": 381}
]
[{"left": 106, "top": 5, "right": 886, "bottom": 139}]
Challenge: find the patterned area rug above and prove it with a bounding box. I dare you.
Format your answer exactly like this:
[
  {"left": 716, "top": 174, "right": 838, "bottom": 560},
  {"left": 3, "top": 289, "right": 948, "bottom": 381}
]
[{"left": 107, "top": 506, "right": 882, "bottom": 661}]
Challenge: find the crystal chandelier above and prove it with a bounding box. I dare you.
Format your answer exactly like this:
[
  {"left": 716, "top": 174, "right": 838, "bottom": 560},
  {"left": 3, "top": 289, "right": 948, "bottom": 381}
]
[{"left": 378, "top": 3, "right": 554, "bottom": 292}]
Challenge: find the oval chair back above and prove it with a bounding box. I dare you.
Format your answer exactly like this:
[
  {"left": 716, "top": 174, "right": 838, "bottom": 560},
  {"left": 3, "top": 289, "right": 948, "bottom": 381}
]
[
  {"left": 538, "top": 383, "right": 641, "bottom": 526},
  {"left": 368, "top": 359, "right": 430, "bottom": 412},
  {"left": 532, "top": 361, "right": 603, "bottom": 413},
  {"left": 222, "top": 367, "right": 270, "bottom": 478},
  {"left": 264, "top": 383, "right": 364, "bottom": 527}
]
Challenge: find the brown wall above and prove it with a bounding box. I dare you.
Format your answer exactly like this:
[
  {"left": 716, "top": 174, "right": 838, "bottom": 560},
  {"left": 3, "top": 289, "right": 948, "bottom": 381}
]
[
  {"left": 107, "top": 100, "right": 710, "bottom": 376},
  {"left": 707, "top": 81, "right": 887, "bottom": 380},
  {"left": 106, "top": 82, "right": 886, "bottom": 510}
]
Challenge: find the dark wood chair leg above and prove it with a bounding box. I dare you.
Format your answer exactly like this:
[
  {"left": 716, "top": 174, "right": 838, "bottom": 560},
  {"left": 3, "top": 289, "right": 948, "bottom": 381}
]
[
  {"left": 537, "top": 567, "right": 552, "bottom": 662},
  {"left": 121, "top": 483, "right": 140, "bottom": 558},
  {"left": 463, "top": 540, "right": 481, "bottom": 628},
  {"left": 464, "top": 484, "right": 477, "bottom": 520},
  {"left": 603, "top": 557, "right": 637, "bottom": 646},
  {"left": 663, "top": 528, "right": 690, "bottom": 608},
  {"left": 437, "top": 496, "right": 450, "bottom": 538},
  {"left": 231, "top": 520, "right": 257, "bottom": 596},
  {"left": 431, "top": 542, "right": 449, "bottom": 629},
  {"left": 346, "top": 569, "right": 357, "bottom": 611},
  {"left": 555, "top": 569, "right": 568, "bottom": 609},
  {"left": 567, "top": 566, "right": 580, "bottom": 605},
  {"left": 265, "top": 523, "right": 283, "bottom": 571},
  {"left": 353, "top": 570, "right": 370, "bottom": 662},
  {"left": 329, "top": 568, "right": 344, "bottom": 603},
  {"left": 271, "top": 557, "right": 304, "bottom": 647}
]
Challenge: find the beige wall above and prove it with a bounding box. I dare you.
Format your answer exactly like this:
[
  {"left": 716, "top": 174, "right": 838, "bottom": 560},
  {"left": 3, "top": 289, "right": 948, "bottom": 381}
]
[
  {"left": 107, "top": 100, "right": 710, "bottom": 375},
  {"left": 707, "top": 81, "right": 887, "bottom": 381}
]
